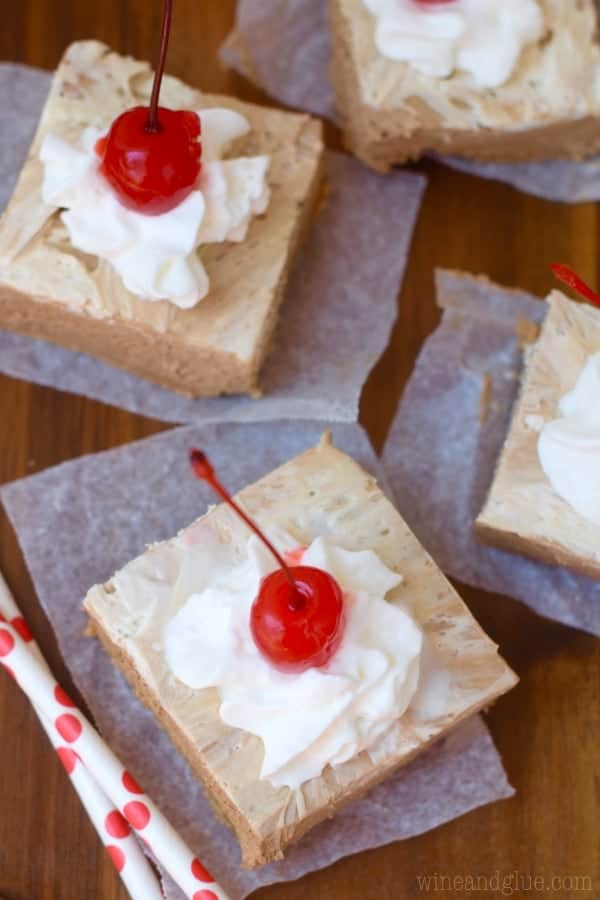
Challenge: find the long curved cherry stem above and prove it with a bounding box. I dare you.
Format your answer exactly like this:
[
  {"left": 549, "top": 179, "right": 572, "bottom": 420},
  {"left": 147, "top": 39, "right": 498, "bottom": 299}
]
[
  {"left": 146, "top": 0, "right": 173, "bottom": 133},
  {"left": 189, "top": 449, "right": 299, "bottom": 594},
  {"left": 551, "top": 263, "right": 600, "bottom": 308}
]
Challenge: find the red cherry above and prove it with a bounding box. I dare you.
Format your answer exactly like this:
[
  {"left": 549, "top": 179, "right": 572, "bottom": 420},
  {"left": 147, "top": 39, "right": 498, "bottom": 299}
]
[
  {"left": 95, "top": 0, "right": 202, "bottom": 215},
  {"left": 189, "top": 449, "right": 346, "bottom": 673},
  {"left": 551, "top": 264, "right": 600, "bottom": 309},
  {"left": 250, "top": 566, "right": 344, "bottom": 673},
  {"left": 96, "top": 107, "right": 201, "bottom": 215}
]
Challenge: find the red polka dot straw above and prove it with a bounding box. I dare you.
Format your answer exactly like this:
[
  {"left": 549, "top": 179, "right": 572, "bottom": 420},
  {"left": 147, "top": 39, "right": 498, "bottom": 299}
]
[
  {"left": 0, "top": 572, "right": 170, "bottom": 899},
  {"left": 0, "top": 570, "right": 229, "bottom": 900}
]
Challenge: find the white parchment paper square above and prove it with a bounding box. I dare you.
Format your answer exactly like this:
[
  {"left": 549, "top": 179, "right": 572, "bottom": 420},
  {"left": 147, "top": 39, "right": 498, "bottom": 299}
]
[
  {"left": 0, "top": 63, "right": 425, "bottom": 425},
  {"left": 221, "top": 0, "right": 600, "bottom": 203},
  {"left": 1, "top": 420, "right": 513, "bottom": 899},
  {"left": 382, "top": 271, "right": 600, "bottom": 638}
]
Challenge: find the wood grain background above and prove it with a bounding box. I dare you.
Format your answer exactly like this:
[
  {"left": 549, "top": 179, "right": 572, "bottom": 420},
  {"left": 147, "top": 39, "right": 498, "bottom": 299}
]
[{"left": 0, "top": 3, "right": 598, "bottom": 899}]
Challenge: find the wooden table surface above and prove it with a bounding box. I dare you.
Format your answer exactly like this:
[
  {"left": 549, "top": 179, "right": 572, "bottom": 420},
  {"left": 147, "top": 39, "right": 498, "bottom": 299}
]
[{"left": 0, "top": 3, "right": 598, "bottom": 899}]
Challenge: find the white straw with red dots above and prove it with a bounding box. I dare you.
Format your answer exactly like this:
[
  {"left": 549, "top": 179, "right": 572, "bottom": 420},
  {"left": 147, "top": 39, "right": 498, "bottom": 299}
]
[
  {"left": 0, "top": 578, "right": 229, "bottom": 900},
  {"left": 0, "top": 573, "right": 163, "bottom": 900}
]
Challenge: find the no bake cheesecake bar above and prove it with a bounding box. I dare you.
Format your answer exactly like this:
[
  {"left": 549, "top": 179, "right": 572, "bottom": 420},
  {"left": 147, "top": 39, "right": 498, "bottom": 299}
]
[
  {"left": 84, "top": 434, "right": 517, "bottom": 866},
  {"left": 329, "top": 0, "right": 600, "bottom": 172},
  {"left": 0, "top": 41, "right": 324, "bottom": 396},
  {"left": 477, "top": 291, "right": 600, "bottom": 580}
]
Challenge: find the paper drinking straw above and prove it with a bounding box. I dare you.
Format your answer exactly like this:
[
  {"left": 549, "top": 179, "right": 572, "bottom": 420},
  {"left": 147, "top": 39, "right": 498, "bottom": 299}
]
[
  {"left": 0, "top": 605, "right": 229, "bottom": 900},
  {"left": 0, "top": 571, "right": 163, "bottom": 900}
]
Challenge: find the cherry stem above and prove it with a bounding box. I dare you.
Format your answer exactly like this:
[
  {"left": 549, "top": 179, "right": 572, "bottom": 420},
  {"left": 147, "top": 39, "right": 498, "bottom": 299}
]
[
  {"left": 551, "top": 263, "right": 600, "bottom": 309},
  {"left": 189, "top": 449, "right": 301, "bottom": 597},
  {"left": 146, "top": 0, "right": 173, "bottom": 134}
]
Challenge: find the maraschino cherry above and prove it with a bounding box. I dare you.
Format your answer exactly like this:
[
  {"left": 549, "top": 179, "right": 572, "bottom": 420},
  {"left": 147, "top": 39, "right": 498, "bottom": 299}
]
[
  {"left": 189, "top": 449, "right": 345, "bottom": 674},
  {"left": 95, "top": 0, "right": 202, "bottom": 215},
  {"left": 551, "top": 263, "right": 600, "bottom": 309}
]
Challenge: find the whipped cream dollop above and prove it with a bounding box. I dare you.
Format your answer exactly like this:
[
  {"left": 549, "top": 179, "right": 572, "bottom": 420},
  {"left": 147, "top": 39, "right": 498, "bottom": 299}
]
[
  {"left": 538, "top": 353, "right": 600, "bottom": 527},
  {"left": 39, "top": 109, "right": 270, "bottom": 308},
  {"left": 164, "top": 534, "right": 423, "bottom": 789},
  {"left": 362, "top": 0, "right": 545, "bottom": 88}
]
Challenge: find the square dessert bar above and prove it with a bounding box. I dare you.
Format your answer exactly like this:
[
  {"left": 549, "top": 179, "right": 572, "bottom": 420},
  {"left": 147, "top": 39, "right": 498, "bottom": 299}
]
[
  {"left": 0, "top": 41, "right": 324, "bottom": 397},
  {"left": 477, "top": 291, "right": 600, "bottom": 580},
  {"left": 329, "top": 0, "right": 600, "bottom": 172},
  {"left": 84, "top": 434, "right": 517, "bottom": 867}
]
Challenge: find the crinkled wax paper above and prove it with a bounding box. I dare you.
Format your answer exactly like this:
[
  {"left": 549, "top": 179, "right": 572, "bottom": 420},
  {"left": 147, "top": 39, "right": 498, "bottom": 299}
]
[
  {"left": 221, "top": 0, "right": 600, "bottom": 203},
  {"left": 1, "top": 420, "right": 513, "bottom": 899},
  {"left": 0, "top": 63, "right": 425, "bottom": 424},
  {"left": 382, "top": 270, "right": 600, "bottom": 637}
]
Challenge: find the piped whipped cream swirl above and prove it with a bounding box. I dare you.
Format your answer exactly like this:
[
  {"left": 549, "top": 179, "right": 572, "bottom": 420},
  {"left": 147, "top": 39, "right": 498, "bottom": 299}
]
[
  {"left": 362, "top": 0, "right": 545, "bottom": 88},
  {"left": 538, "top": 352, "right": 600, "bottom": 526},
  {"left": 164, "top": 534, "right": 423, "bottom": 789},
  {"left": 39, "top": 109, "right": 270, "bottom": 308}
]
